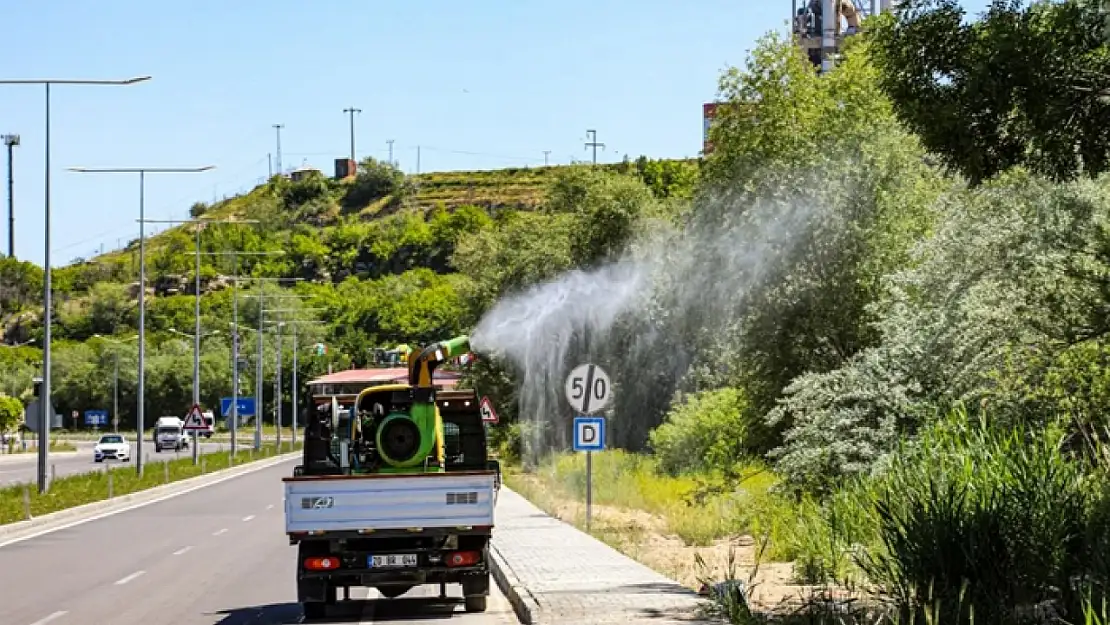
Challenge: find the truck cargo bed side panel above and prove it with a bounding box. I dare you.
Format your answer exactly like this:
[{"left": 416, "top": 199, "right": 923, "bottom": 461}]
[{"left": 284, "top": 473, "right": 495, "bottom": 534}]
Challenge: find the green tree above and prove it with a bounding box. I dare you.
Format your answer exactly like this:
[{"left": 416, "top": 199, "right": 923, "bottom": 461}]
[
  {"left": 869, "top": 0, "right": 1110, "bottom": 185},
  {"left": 0, "top": 394, "right": 23, "bottom": 434},
  {"left": 342, "top": 157, "right": 410, "bottom": 211},
  {"left": 696, "top": 31, "right": 944, "bottom": 437}
]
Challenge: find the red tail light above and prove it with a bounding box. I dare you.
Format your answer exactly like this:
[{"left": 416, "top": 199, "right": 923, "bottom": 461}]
[
  {"left": 446, "top": 550, "right": 481, "bottom": 567},
  {"left": 304, "top": 556, "right": 340, "bottom": 570}
]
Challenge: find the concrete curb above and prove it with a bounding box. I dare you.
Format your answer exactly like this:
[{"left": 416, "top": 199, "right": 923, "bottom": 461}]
[
  {"left": 0, "top": 450, "right": 299, "bottom": 546},
  {"left": 490, "top": 538, "right": 544, "bottom": 625},
  {"left": 489, "top": 486, "right": 545, "bottom": 625}
]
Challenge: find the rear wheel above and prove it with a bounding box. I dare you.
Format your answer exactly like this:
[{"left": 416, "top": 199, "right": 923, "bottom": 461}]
[
  {"left": 302, "top": 601, "right": 327, "bottom": 621},
  {"left": 464, "top": 596, "right": 487, "bottom": 613},
  {"left": 377, "top": 585, "right": 413, "bottom": 599}
]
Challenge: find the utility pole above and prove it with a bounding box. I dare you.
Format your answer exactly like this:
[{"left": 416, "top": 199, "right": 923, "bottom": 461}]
[
  {"left": 267, "top": 153, "right": 272, "bottom": 178},
  {"left": 292, "top": 327, "right": 298, "bottom": 446},
  {"left": 585, "top": 130, "right": 605, "bottom": 165},
  {"left": 263, "top": 314, "right": 322, "bottom": 448},
  {"left": 274, "top": 322, "right": 283, "bottom": 450},
  {"left": 416, "top": 146, "right": 421, "bottom": 174},
  {"left": 2, "top": 134, "right": 18, "bottom": 258},
  {"left": 343, "top": 107, "right": 361, "bottom": 163},
  {"left": 154, "top": 217, "right": 258, "bottom": 463},
  {"left": 273, "top": 124, "right": 284, "bottom": 176},
  {"left": 69, "top": 164, "right": 214, "bottom": 477},
  {"left": 543, "top": 150, "right": 550, "bottom": 166},
  {"left": 185, "top": 248, "right": 282, "bottom": 456},
  {"left": 387, "top": 140, "right": 395, "bottom": 166}
]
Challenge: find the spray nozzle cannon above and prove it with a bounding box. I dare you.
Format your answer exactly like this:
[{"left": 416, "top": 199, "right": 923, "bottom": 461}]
[{"left": 408, "top": 334, "right": 474, "bottom": 388}]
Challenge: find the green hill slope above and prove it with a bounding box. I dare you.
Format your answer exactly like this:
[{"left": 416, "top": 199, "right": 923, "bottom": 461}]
[{"left": 0, "top": 155, "right": 698, "bottom": 430}]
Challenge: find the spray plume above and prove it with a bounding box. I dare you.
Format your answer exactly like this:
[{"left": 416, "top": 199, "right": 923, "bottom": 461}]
[{"left": 471, "top": 160, "right": 855, "bottom": 466}]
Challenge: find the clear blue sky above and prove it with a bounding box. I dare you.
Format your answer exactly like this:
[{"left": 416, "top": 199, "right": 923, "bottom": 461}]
[{"left": 1, "top": 0, "right": 991, "bottom": 267}]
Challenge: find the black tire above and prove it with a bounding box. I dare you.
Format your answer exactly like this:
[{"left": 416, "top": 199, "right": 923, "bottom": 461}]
[
  {"left": 377, "top": 585, "right": 413, "bottom": 599},
  {"left": 302, "top": 601, "right": 327, "bottom": 621},
  {"left": 464, "top": 595, "right": 487, "bottom": 613}
]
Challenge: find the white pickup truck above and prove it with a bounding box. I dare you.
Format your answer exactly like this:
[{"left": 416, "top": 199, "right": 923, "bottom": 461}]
[{"left": 284, "top": 388, "right": 500, "bottom": 621}]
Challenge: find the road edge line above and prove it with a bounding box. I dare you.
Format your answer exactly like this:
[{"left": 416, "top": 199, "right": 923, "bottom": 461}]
[{"left": 0, "top": 451, "right": 299, "bottom": 548}]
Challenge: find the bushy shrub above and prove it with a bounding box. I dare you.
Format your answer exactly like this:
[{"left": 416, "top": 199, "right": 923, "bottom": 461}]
[
  {"left": 648, "top": 387, "right": 753, "bottom": 476},
  {"left": 857, "top": 408, "right": 1096, "bottom": 623}
]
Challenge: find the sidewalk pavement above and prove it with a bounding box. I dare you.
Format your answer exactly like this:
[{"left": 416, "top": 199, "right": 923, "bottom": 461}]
[{"left": 490, "top": 487, "right": 715, "bottom": 625}]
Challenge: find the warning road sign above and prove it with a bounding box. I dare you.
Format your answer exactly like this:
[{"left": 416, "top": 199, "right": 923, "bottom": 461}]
[
  {"left": 479, "top": 396, "right": 498, "bottom": 424},
  {"left": 183, "top": 404, "right": 208, "bottom": 431}
]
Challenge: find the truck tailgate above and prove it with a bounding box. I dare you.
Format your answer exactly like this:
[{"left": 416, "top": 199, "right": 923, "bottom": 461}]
[{"left": 283, "top": 471, "right": 496, "bottom": 534}]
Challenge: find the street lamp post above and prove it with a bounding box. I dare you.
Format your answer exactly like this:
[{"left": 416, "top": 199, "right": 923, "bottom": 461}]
[
  {"left": 151, "top": 217, "right": 258, "bottom": 458},
  {"left": 0, "top": 75, "right": 151, "bottom": 493},
  {"left": 94, "top": 334, "right": 138, "bottom": 434},
  {"left": 240, "top": 284, "right": 303, "bottom": 450},
  {"left": 68, "top": 165, "right": 214, "bottom": 476},
  {"left": 168, "top": 327, "right": 221, "bottom": 464},
  {"left": 199, "top": 250, "right": 281, "bottom": 454},
  {"left": 2, "top": 133, "right": 18, "bottom": 259},
  {"left": 265, "top": 315, "right": 325, "bottom": 448}
]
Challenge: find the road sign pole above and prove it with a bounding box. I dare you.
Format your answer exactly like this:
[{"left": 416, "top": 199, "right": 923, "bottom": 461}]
[
  {"left": 567, "top": 363, "right": 611, "bottom": 537},
  {"left": 586, "top": 448, "right": 592, "bottom": 532}
]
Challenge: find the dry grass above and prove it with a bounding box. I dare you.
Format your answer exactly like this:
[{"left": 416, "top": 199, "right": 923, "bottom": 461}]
[{"left": 505, "top": 450, "right": 816, "bottom": 611}]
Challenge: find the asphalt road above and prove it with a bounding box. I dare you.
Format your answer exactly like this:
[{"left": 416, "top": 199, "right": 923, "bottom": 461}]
[
  {"left": 0, "top": 441, "right": 235, "bottom": 486},
  {"left": 0, "top": 459, "right": 520, "bottom": 625}
]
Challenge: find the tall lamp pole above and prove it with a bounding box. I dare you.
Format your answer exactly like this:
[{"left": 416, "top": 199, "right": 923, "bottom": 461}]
[
  {"left": 0, "top": 75, "right": 151, "bottom": 493},
  {"left": 68, "top": 165, "right": 214, "bottom": 476},
  {"left": 199, "top": 250, "right": 283, "bottom": 453},
  {"left": 265, "top": 314, "right": 325, "bottom": 449},
  {"left": 148, "top": 217, "right": 258, "bottom": 461},
  {"left": 93, "top": 334, "right": 138, "bottom": 434},
  {"left": 2, "top": 134, "right": 18, "bottom": 258}
]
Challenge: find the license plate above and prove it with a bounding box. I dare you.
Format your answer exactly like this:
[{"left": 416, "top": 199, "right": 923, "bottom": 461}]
[{"left": 368, "top": 554, "right": 417, "bottom": 568}]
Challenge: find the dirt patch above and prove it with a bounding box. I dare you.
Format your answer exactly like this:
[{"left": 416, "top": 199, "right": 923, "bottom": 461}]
[{"left": 509, "top": 473, "right": 818, "bottom": 612}]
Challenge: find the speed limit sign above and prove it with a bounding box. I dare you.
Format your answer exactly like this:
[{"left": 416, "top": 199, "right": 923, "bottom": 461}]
[{"left": 564, "top": 363, "right": 612, "bottom": 414}]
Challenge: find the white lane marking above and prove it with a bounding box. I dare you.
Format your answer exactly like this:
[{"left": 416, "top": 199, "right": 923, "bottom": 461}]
[
  {"left": 0, "top": 454, "right": 298, "bottom": 549},
  {"left": 28, "top": 611, "right": 68, "bottom": 625},
  {"left": 265, "top": 504, "right": 274, "bottom": 510},
  {"left": 242, "top": 514, "right": 255, "bottom": 522},
  {"left": 172, "top": 546, "right": 192, "bottom": 556},
  {"left": 114, "top": 570, "right": 145, "bottom": 585},
  {"left": 213, "top": 528, "right": 228, "bottom": 536}
]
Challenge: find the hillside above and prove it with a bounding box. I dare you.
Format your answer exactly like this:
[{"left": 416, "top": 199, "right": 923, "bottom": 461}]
[{"left": 0, "top": 154, "right": 698, "bottom": 435}]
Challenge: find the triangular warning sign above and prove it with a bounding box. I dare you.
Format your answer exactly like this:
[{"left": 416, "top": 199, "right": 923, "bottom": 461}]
[
  {"left": 479, "top": 396, "right": 498, "bottom": 424},
  {"left": 183, "top": 404, "right": 208, "bottom": 430}
]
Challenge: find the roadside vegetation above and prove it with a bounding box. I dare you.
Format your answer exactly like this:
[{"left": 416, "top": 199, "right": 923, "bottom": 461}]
[
  {"left": 4, "top": 1, "right": 1109, "bottom": 623},
  {"left": 498, "top": 2, "right": 1110, "bottom": 624},
  {"left": 0, "top": 442, "right": 298, "bottom": 525}
]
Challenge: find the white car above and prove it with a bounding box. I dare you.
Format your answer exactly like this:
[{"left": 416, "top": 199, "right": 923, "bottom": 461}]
[{"left": 94, "top": 434, "right": 131, "bottom": 462}]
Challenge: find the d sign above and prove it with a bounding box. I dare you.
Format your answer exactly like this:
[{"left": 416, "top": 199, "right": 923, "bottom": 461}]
[{"left": 573, "top": 416, "right": 605, "bottom": 452}]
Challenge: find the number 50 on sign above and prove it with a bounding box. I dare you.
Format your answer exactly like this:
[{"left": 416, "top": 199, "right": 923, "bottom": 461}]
[{"left": 565, "top": 363, "right": 612, "bottom": 414}]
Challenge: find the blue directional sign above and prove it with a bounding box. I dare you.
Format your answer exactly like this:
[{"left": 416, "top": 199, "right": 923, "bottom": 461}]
[
  {"left": 84, "top": 410, "right": 108, "bottom": 427},
  {"left": 572, "top": 416, "right": 606, "bottom": 452},
  {"left": 220, "top": 397, "right": 257, "bottom": 418}
]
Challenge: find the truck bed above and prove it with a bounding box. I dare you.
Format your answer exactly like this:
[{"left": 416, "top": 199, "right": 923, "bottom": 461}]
[{"left": 283, "top": 470, "right": 497, "bottom": 536}]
